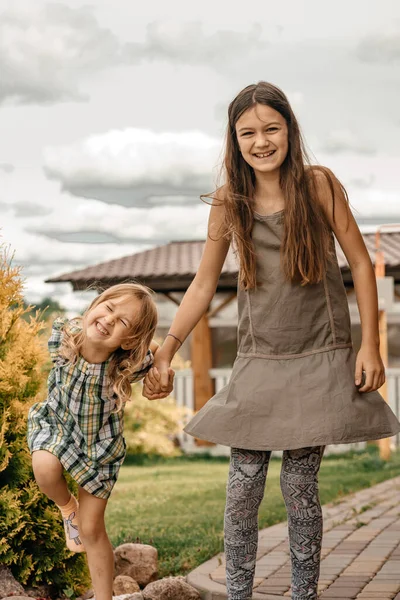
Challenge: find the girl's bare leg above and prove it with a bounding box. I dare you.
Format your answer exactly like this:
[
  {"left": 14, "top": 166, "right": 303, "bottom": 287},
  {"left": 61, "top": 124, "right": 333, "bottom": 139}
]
[
  {"left": 32, "top": 450, "right": 84, "bottom": 552},
  {"left": 78, "top": 487, "right": 114, "bottom": 600},
  {"left": 32, "top": 450, "right": 70, "bottom": 505}
]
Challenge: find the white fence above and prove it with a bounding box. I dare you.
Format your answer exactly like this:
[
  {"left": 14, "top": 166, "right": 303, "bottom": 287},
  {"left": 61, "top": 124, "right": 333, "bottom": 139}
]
[{"left": 173, "top": 368, "right": 400, "bottom": 455}]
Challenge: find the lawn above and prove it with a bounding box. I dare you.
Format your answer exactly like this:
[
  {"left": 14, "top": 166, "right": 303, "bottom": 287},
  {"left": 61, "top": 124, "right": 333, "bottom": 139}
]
[{"left": 105, "top": 447, "right": 400, "bottom": 578}]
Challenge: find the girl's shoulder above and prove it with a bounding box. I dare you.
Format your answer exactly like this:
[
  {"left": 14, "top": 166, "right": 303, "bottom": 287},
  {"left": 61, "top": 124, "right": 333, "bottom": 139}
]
[
  {"left": 305, "top": 164, "right": 337, "bottom": 183},
  {"left": 51, "top": 316, "right": 83, "bottom": 336},
  {"left": 48, "top": 316, "right": 81, "bottom": 363},
  {"left": 48, "top": 317, "right": 68, "bottom": 363},
  {"left": 51, "top": 315, "right": 69, "bottom": 332}
]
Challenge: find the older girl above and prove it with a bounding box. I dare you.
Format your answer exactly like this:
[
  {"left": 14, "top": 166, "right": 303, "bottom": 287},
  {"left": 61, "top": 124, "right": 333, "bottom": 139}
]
[{"left": 143, "top": 82, "right": 400, "bottom": 600}]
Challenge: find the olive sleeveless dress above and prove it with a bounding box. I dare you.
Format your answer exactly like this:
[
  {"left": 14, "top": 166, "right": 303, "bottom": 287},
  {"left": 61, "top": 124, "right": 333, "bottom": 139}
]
[{"left": 184, "top": 210, "right": 400, "bottom": 450}]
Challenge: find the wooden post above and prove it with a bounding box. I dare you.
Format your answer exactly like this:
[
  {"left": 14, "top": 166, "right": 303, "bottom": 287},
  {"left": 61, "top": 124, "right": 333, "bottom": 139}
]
[
  {"left": 191, "top": 313, "right": 214, "bottom": 446},
  {"left": 375, "top": 230, "right": 391, "bottom": 460}
]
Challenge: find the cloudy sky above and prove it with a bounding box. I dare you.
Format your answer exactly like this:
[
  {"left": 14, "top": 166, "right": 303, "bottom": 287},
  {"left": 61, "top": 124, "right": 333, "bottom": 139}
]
[{"left": 1, "top": 0, "right": 400, "bottom": 311}]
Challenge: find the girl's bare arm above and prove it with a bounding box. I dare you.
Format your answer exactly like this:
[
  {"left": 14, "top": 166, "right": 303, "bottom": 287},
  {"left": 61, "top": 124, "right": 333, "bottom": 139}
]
[
  {"left": 146, "top": 197, "right": 230, "bottom": 393},
  {"left": 314, "top": 168, "right": 385, "bottom": 393}
]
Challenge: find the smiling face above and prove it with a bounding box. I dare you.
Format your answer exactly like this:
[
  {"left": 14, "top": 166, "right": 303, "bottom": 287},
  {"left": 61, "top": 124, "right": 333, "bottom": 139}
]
[
  {"left": 83, "top": 294, "right": 141, "bottom": 354},
  {"left": 235, "top": 103, "right": 289, "bottom": 176}
]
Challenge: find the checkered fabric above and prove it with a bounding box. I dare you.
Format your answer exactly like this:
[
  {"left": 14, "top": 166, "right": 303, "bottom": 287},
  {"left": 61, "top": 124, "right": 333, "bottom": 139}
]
[{"left": 27, "top": 317, "right": 153, "bottom": 499}]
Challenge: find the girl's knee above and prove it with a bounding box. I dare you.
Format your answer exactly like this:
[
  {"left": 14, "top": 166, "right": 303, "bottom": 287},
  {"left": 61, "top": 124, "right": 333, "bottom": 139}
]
[
  {"left": 32, "top": 451, "right": 63, "bottom": 490},
  {"left": 79, "top": 519, "right": 107, "bottom": 545}
]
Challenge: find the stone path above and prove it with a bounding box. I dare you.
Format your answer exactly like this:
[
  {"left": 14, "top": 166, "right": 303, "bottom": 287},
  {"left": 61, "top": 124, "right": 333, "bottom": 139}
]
[{"left": 187, "top": 476, "right": 400, "bottom": 600}]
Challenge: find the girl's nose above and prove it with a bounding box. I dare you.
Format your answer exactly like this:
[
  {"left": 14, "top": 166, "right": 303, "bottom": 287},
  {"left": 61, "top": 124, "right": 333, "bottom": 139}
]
[
  {"left": 105, "top": 314, "right": 114, "bottom": 325},
  {"left": 255, "top": 135, "right": 270, "bottom": 148}
]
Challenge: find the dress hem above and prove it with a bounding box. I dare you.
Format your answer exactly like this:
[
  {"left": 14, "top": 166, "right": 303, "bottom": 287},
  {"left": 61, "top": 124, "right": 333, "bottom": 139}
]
[
  {"left": 182, "top": 425, "right": 400, "bottom": 452},
  {"left": 29, "top": 443, "right": 112, "bottom": 500}
]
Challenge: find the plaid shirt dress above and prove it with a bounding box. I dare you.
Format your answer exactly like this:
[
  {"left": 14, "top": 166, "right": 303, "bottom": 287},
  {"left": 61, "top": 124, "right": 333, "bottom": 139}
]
[{"left": 27, "top": 317, "right": 153, "bottom": 499}]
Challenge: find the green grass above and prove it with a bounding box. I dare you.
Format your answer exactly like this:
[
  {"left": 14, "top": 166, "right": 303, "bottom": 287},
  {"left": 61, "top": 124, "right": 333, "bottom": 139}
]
[{"left": 105, "top": 447, "right": 400, "bottom": 578}]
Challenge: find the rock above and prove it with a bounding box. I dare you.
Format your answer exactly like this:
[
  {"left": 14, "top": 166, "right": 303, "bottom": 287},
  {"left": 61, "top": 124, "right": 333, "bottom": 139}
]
[
  {"left": 113, "top": 595, "right": 143, "bottom": 600},
  {"left": 2, "top": 597, "right": 33, "bottom": 600},
  {"left": 113, "top": 575, "right": 140, "bottom": 595},
  {"left": 143, "top": 577, "right": 201, "bottom": 600},
  {"left": 0, "top": 566, "right": 25, "bottom": 599},
  {"left": 114, "top": 544, "right": 158, "bottom": 587},
  {"left": 24, "top": 584, "right": 53, "bottom": 598},
  {"left": 76, "top": 589, "right": 94, "bottom": 600}
]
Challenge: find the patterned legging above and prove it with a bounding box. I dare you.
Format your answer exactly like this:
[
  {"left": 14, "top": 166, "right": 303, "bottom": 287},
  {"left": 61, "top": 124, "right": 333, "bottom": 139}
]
[{"left": 225, "top": 446, "right": 325, "bottom": 600}]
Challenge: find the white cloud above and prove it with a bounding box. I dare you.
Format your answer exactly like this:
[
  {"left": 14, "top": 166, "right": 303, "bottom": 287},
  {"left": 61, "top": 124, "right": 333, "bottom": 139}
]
[
  {"left": 26, "top": 200, "right": 209, "bottom": 243},
  {"left": 43, "top": 128, "right": 222, "bottom": 206},
  {"left": 23, "top": 276, "right": 97, "bottom": 315},
  {"left": 0, "top": 2, "right": 124, "bottom": 105}
]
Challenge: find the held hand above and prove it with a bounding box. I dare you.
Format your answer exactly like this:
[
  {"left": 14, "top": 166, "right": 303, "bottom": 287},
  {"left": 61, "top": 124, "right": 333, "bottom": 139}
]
[
  {"left": 355, "top": 345, "right": 385, "bottom": 393},
  {"left": 142, "top": 366, "right": 175, "bottom": 401}
]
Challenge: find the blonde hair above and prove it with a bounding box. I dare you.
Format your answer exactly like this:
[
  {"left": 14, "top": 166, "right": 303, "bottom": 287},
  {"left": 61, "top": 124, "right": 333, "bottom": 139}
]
[{"left": 60, "top": 283, "right": 158, "bottom": 411}]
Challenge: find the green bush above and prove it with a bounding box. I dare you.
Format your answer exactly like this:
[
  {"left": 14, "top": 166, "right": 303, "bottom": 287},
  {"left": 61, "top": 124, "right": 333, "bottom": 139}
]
[{"left": 0, "top": 244, "right": 90, "bottom": 595}]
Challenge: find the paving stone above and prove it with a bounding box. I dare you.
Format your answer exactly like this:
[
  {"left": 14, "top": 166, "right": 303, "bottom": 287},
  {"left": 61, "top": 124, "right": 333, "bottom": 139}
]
[{"left": 319, "top": 587, "right": 361, "bottom": 597}]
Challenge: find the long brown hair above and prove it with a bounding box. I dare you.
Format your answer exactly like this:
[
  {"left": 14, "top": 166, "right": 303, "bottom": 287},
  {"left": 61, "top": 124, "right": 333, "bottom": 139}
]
[
  {"left": 207, "top": 81, "right": 349, "bottom": 289},
  {"left": 60, "top": 283, "right": 158, "bottom": 411}
]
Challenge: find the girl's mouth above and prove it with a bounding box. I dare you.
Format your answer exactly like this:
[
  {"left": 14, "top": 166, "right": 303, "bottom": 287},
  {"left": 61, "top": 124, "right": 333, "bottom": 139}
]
[
  {"left": 253, "top": 150, "right": 276, "bottom": 159},
  {"left": 96, "top": 321, "right": 109, "bottom": 336}
]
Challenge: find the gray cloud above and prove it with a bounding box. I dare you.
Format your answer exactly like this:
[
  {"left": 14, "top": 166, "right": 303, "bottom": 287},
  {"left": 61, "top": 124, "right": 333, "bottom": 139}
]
[
  {"left": 13, "top": 250, "right": 91, "bottom": 280},
  {"left": 19, "top": 259, "right": 87, "bottom": 276},
  {"left": 0, "top": 163, "right": 15, "bottom": 174},
  {"left": 24, "top": 228, "right": 170, "bottom": 244},
  {"left": 0, "top": 201, "right": 52, "bottom": 217},
  {"left": 57, "top": 185, "right": 205, "bottom": 208},
  {"left": 347, "top": 175, "right": 375, "bottom": 189},
  {"left": 319, "top": 130, "right": 376, "bottom": 155},
  {"left": 0, "top": 3, "right": 124, "bottom": 105},
  {"left": 1, "top": 4, "right": 269, "bottom": 107},
  {"left": 0, "top": 202, "right": 12, "bottom": 214},
  {"left": 19, "top": 254, "right": 85, "bottom": 268},
  {"left": 356, "top": 215, "right": 400, "bottom": 225},
  {"left": 126, "top": 21, "right": 267, "bottom": 69},
  {"left": 14, "top": 201, "right": 53, "bottom": 217},
  {"left": 356, "top": 31, "right": 400, "bottom": 64}
]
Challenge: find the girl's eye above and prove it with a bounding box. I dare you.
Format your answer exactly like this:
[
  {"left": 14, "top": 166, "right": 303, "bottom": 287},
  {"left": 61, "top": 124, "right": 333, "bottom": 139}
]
[
  {"left": 267, "top": 127, "right": 278, "bottom": 133},
  {"left": 120, "top": 319, "right": 128, "bottom": 327},
  {"left": 242, "top": 132, "right": 252, "bottom": 136},
  {"left": 106, "top": 305, "right": 112, "bottom": 311}
]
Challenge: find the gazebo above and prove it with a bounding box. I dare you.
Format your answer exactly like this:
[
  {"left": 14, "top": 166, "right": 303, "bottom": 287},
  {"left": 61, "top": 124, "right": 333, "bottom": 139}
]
[{"left": 46, "top": 233, "right": 400, "bottom": 415}]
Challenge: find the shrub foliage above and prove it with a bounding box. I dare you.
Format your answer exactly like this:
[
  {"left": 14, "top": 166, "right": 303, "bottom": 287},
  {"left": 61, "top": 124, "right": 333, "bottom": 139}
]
[{"left": 0, "top": 244, "right": 89, "bottom": 594}]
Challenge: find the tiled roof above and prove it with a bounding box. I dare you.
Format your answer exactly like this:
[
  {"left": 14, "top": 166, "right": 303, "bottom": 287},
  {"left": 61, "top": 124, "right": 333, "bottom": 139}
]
[
  {"left": 46, "top": 233, "right": 400, "bottom": 292},
  {"left": 46, "top": 241, "right": 239, "bottom": 291}
]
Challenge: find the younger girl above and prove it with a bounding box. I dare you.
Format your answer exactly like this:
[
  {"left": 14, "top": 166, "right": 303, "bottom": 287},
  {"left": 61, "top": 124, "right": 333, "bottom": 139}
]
[
  {"left": 27, "top": 283, "right": 172, "bottom": 600},
  {"left": 143, "top": 82, "right": 400, "bottom": 600}
]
